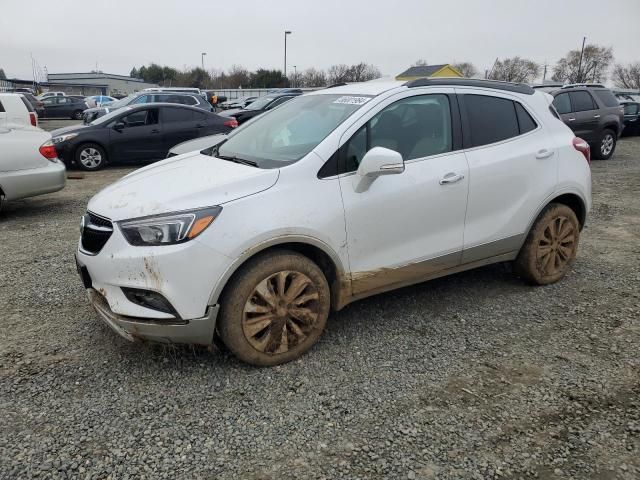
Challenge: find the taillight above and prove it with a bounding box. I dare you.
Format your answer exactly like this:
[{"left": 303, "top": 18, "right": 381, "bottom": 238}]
[
  {"left": 29, "top": 112, "right": 37, "bottom": 127},
  {"left": 39, "top": 140, "right": 58, "bottom": 161},
  {"left": 224, "top": 119, "right": 238, "bottom": 128},
  {"left": 573, "top": 137, "right": 590, "bottom": 165}
]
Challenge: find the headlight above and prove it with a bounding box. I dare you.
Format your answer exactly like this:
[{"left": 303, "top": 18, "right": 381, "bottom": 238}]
[
  {"left": 118, "top": 206, "right": 222, "bottom": 246},
  {"left": 51, "top": 133, "right": 78, "bottom": 144}
]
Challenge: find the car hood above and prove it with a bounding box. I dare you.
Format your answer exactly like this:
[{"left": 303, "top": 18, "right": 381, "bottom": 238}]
[
  {"left": 87, "top": 151, "right": 280, "bottom": 221},
  {"left": 169, "top": 133, "right": 227, "bottom": 156}
]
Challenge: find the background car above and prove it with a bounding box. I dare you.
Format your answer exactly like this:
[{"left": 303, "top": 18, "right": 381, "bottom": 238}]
[
  {"left": 0, "top": 127, "right": 66, "bottom": 211},
  {"left": 41, "top": 96, "right": 90, "bottom": 120},
  {"left": 51, "top": 103, "right": 238, "bottom": 170},
  {"left": 37, "top": 91, "right": 66, "bottom": 100},
  {"left": 549, "top": 84, "right": 624, "bottom": 159},
  {"left": 89, "top": 95, "right": 116, "bottom": 107},
  {"left": 219, "top": 96, "right": 257, "bottom": 110},
  {"left": 20, "top": 92, "right": 45, "bottom": 118},
  {"left": 220, "top": 91, "right": 301, "bottom": 125},
  {"left": 0, "top": 93, "right": 38, "bottom": 128},
  {"left": 82, "top": 91, "right": 214, "bottom": 124},
  {"left": 621, "top": 101, "right": 640, "bottom": 136}
]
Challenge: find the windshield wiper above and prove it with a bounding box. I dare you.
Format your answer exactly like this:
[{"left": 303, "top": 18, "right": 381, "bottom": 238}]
[{"left": 216, "top": 154, "right": 258, "bottom": 167}]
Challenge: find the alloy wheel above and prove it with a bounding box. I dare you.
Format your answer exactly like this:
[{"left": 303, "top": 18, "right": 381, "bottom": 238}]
[
  {"left": 601, "top": 134, "right": 614, "bottom": 157},
  {"left": 242, "top": 270, "right": 320, "bottom": 355},
  {"left": 536, "top": 215, "right": 576, "bottom": 276},
  {"left": 79, "top": 148, "right": 102, "bottom": 169}
]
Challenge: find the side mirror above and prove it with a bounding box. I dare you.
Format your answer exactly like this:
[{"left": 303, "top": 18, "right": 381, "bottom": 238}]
[
  {"left": 113, "top": 121, "right": 125, "bottom": 131},
  {"left": 353, "top": 147, "right": 404, "bottom": 193}
]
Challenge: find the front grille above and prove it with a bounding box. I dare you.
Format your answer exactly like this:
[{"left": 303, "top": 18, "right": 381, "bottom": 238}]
[{"left": 81, "top": 212, "right": 113, "bottom": 255}]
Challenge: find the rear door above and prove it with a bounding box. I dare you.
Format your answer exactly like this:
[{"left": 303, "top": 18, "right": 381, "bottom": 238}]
[
  {"left": 568, "top": 91, "right": 599, "bottom": 141},
  {"left": 459, "top": 90, "right": 558, "bottom": 262},
  {"left": 109, "top": 107, "right": 163, "bottom": 162},
  {"left": 160, "top": 106, "right": 198, "bottom": 151}
]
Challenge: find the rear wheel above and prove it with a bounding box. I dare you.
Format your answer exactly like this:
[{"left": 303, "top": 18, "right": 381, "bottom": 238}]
[
  {"left": 75, "top": 143, "right": 107, "bottom": 171},
  {"left": 72, "top": 110, "right": 84, "bottom": 120},
  {"left": 592, "top": 129, "right": 616, "bottom": 160},
  {"left": 218, "top": 250, "right": 330, "bottom": 366},
  {"left": 514, "top": 203, "right": 580, "bottom": 285}
]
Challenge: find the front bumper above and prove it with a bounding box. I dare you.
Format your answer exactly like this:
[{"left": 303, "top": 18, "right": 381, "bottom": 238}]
[{"left": 87, "top": 288, "right": 218, "bottom": 345}]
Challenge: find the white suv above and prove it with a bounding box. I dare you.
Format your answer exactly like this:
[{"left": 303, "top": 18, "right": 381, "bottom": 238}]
[{"left": 76, "top": 79, "right": 592, "bottom": 366}]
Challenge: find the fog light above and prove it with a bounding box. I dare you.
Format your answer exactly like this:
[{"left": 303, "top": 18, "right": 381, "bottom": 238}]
[{"left": 121, "top": 287, "right": 179, "bottom": 317}]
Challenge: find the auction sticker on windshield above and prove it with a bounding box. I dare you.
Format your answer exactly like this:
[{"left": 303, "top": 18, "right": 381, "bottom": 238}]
[{"left": 333, "top": 96, "right": 370, "bottom": 105}]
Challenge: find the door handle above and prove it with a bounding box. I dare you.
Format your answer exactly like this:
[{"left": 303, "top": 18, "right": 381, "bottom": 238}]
[
  {"left": 593, "top": 114, "right": 601, "bottom": 118},
  {"left": 439, "top": 172, "right": 465, "bottom": 185},
  {"left": 150, "top": 129, "right": 160, "bottom": 134},
  {"left": 536, "top": 148, "right": 554, "bottom": 159},
  {"left": 567, "top": 117, "right": 576, "bottom": 121}
]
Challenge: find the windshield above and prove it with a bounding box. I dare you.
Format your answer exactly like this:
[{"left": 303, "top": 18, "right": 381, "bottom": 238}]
[
  {"left": 246, "top": 96, "right": 276, "bottom": 111},
  {"left": 90, "top": 106, "right": 132, "bottom": 125},
  {"left": 217, "top": 93, "right": 372, "bottom": 168}
]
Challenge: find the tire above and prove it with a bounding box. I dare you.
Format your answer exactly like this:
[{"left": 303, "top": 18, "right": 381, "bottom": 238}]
[
  {"left": 514, "top": 203, "right": 580, "bottom": 285},
  {"left": 592, "top": 129, "right": 616, "bottom": 160},
  {"left": 75, "top": 143, "right": 107, "bottom": 171},
  {"left": 217, "top": 250, "right": 331, "bottom": 366},
  {"left": 72, "top": 110, "right": 84, "bottom": 120}
]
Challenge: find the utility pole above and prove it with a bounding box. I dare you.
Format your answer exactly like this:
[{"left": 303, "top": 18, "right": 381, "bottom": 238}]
[
  {"left": 201, "top": 52, "right": 207, "bottom": 71},
  {"left": 577, "top": 36, "right": 586, "bottom": 83},
  {"left": 284, "top": 30, "right": 292, "bottom": 80},
  {"left": 293, "top": 65, "right": 297, "bottom": 87},
  {"left": 542, "top": 62, "right": 547, "bottom": 83}
]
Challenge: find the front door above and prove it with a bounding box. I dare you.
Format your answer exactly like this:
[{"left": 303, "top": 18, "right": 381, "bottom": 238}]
[
  {"left": 108, "top": 107, "right": 163, "bottom": 162},
  {"left": 338, "top": 92, "right": 469, "bottom": 296}
]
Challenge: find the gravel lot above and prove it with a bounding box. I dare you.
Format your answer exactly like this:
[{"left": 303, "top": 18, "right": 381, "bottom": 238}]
[{"left": 1, "top": 137, "right": 639, "bottom": 480}]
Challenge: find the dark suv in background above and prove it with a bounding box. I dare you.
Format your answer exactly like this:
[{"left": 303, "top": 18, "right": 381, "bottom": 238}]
[{"left": 548, "top": 84, "right": 624, "bottom": 159}]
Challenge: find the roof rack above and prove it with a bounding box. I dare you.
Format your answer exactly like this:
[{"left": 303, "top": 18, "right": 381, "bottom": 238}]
[
  {"left": 560, "top": 83, "right": 606, "bottom": 89},
  {"left": 404, "top": 78, "right": 535, "bottom": 95}
]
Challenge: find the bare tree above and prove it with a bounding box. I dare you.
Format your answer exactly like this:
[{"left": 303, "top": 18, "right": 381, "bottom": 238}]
[
  {"left": 612, "top": 62, "right": 640, "bottom": 90},
  {"left": 348, "top": 62, "right": 381, "bottom": 82},
  {"left": 452, "top": 62, "right": 478, "bottom": 78},
  {"left": 327, "top": 64, "right": 351, "bottom": 84},
  {"left": 412, "top": 59, "right": 428, "bottom": 66},
  {"left": 301, "top": 68, "right": 327, "bottom": 87},
  {"left": 226, "top": 64, "right": 251, "bottom": 88},
  {"left": 489, "top": 57, "right": 540, "bottom": 83},
  {"left": 552, "top": 44, "right": 613, "bottom": 84}
]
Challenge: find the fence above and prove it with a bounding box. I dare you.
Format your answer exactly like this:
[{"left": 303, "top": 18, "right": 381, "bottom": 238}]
[
  {"left": 212, "top": 88, "right": 319, "bottom": 100},
  {"left": 0, "top": 79, "right": 16, "bottom": 92}
]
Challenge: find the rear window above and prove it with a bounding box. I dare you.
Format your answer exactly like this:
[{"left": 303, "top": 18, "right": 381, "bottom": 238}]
[
  {"left": 569, "top": 91, "right": 596, "bottom": 112},
  {"left": 464, "top": 95, "right": 520, "bottom": 147},
  {"left": 20, "top": 96, "right": 35, "bottom": 112},
  {"left": 593, "top": 89, "right": 620, "bottom": 108}
]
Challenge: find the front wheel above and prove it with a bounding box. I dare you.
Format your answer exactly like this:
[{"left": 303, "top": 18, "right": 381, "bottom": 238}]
[
  {"left": 75, "top": 143, "right": 107, "bottom": 171},
  {"left": 592, "top": 129, "right": 616, "bottom": 160},
  {"left": 218, "top": 250, "right": 330, "bottom": 366},
  {"left": 514, "top": 203, "right": 580, "bottom": 285}
]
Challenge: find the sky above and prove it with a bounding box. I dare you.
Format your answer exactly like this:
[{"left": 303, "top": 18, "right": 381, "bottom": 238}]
[{"left": 1, "top": 0, "right": 639, "bottom": 82}]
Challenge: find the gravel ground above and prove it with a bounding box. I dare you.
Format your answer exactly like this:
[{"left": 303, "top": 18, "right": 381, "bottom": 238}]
[{"left": 1, "top": 138, "right": 639, "bottom": 480}]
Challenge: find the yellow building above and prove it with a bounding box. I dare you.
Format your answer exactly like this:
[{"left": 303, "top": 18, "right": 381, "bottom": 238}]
[{"left": 395, "top": 64, "right": 464, "bottom": 81}]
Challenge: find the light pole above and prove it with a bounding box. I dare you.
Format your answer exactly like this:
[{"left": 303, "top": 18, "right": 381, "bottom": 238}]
[
  {"left": 201, "top": 52, "right": 207, "bottom": 70},
  {"left": 284, "top": 30, "right": 292, "bottom": 80},
  {"left": 293, "top": 65, "right": 297, "bottom": 87}
]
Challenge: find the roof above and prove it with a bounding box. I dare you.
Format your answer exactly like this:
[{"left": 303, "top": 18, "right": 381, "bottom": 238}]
[
  {"left": 310, "top": 80, "right": 404, "bottom": 97},
  {"left": 396, "top": 64, "right": 449, "bottom": 78},
  {"left": 48, "top": 72, "right": 147, "bottom": 83}
]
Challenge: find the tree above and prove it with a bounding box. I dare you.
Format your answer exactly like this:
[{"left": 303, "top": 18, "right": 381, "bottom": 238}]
[
  {"left": 612, "top": 62, "right": 640, "bottom": 90},
  {"left": 301, "top": 68, "right": 326, "bottom": 87},
  {"left": 552, "top": 44, "right": 613, "bottom": 83},
  {"left": 327, "top": 64, "right": 351, "bottom": 84},
  {"left": 250, "top": 69, "right": 286, "bottom": 88},
  {"left": 0, "top": 68, "right": 6, "bottom": 80},
  {"left": 489, "top": 57, "right": 540, "bottom": 83},
  {"left": 226, "top": 65, "right": 250, "bottom": 88},
  {"left": 452, "top": 62, "right": 477, "bottom": 78},
  {"left": 348, "top": 62, "right": 381, "bottom": 82}
]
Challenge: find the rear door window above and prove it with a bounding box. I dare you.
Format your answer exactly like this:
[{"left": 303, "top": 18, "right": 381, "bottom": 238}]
[
  {"left": 593, "top": 89, "right": 620, "bottom": 108},
  {"left": 624, "top": 104, "right": 639, "bottom": 115},
  {"left": 163, "top": 107, "right": 194, "bottom": 123},
  {"left": 464, "top": 94, "right": 519, "bottom": 147},
  {"left": 569, "top": 91, "right": 596, "bottom": 112},
  {"left": 553, "top": 93, "right": 571, "bottom": 114}
]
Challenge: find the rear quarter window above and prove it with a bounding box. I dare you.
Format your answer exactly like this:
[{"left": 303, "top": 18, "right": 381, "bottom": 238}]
[
  {"left": 593, "top": 89, "right": 620, "bottom": 108},
  {"left": 0, "top": 100, "right": 5, "bottom": 112},
  {"left": 20, "top": 96, "right": 35, "bottom": 112}
]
